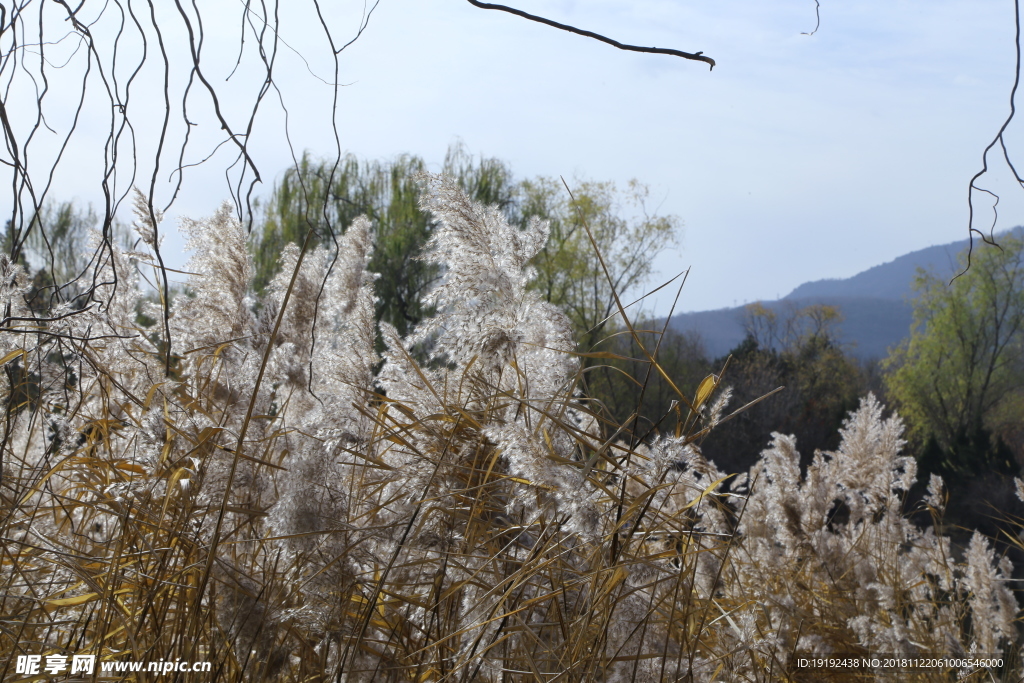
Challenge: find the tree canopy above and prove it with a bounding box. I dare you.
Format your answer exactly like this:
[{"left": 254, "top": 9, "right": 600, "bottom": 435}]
[
  {"left": 251, "top": 146, "right": 682, "bottom": 350},
  {"left": 885, "top": 233, "right": 1024, "bottom": 474}
]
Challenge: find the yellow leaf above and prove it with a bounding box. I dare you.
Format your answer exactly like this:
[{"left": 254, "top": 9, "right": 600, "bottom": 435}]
[
  {"left": 0, "top": 349, "right": 25, "bottom": 366},
  {"left": 47, "top": 592, "right": 100, "bottom": 606},
  {"left": 213, "top": 341, "right": 234, "bottom": 358},
  {"left": 143, "top": 382, "right": 165, "bottom": 409},
  {"left": 595, "top": 566, "right": 629, "bottom": 602},
  {"left": 693, "top": 373, "right": 719, "bottom": 411},
  {"left": 506, "top": 476, "right": 557, "bottom": 492}
]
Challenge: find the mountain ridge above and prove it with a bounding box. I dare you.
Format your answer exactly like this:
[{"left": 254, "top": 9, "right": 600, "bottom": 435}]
[{"left": 665, "top": 227, "right": 1023, "bottom": 360}]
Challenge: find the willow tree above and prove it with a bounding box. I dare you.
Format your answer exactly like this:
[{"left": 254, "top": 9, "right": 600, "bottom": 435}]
[
  {"left": 885, "top": 232, "right": 1024, "bottom": 474},
  {"left": 251, "top": 144, "right": 517, "bottom": 338},
  {"left": 521, "top": 177, "right": 681, "bottom": 352}
]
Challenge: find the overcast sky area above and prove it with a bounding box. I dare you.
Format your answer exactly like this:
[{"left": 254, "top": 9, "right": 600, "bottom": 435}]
[{"left": 6, "top": 0, "right": 1024, "bottom": 315}]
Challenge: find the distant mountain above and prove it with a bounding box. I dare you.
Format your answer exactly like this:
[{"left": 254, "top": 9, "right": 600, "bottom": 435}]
[
  {"left": 785, "top": 242, "right": 963, "bottom": 301},
  {"left": 665, "top": 227, "right": 1023, "bottom": 360},
  {"left": 665, "top": 297, "right": 912, "bottom": 360}
]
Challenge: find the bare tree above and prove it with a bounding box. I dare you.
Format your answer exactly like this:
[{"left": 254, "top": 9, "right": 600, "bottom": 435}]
[{"left": 465, "top": 1, "right": 715, "bottom": 69}]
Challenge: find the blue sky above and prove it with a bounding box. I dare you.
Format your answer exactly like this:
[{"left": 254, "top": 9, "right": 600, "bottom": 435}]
[{"left": 7, "top": 0, "right": 1024, "bottom": 314}]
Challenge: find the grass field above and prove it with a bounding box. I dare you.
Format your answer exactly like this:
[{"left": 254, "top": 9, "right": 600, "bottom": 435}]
[{"left": 1, "top": 178, "right": 1020, "bottom": 682}]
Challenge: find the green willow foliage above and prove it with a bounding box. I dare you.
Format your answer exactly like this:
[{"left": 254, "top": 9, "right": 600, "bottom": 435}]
[
  {"left": 885, "top": 233, "right": 1024, "bottom": 474},
  {"left": 251, "top": 145, "right": 518, "bottom": 339},
  {"left": 518, "top": 177, "right": 680, "bottom": 352},
  {"left": 3, "top": 202, "right": 100, "bottom": 312},
  {"left": 250, "top": 145, "right": 680, "bottom": 350}
]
